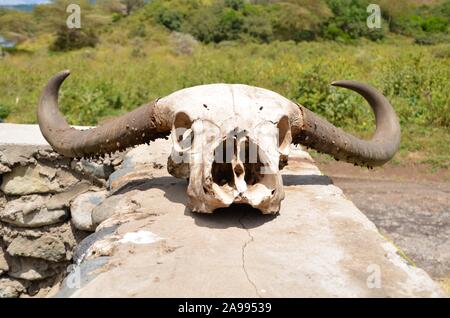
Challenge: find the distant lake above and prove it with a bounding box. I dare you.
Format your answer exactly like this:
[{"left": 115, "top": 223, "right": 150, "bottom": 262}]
[
  {"left": 0, "top": 0, "right": 51, "bottom": 11},
  {"left": 0, "top": 35, "right": 15, "bottom": 48}
]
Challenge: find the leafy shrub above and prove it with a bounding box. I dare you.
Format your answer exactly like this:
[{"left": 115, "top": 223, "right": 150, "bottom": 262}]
[
  {"left": 169, "top": 32, "right": 198, "bottom": 55},
  {"left": 156, "top": 6, "right": 184, "bottom": 31},
  {"left": 322, "top": 0, "right": 385, "bottom": 41},
  {"left": 389, "top": 1, "right": 449, "bottom": 42},
  {"left": 147, "top": 0, "right": 330, "bottom": 43},
  {"left": 128, "top": 23, "right": 147, "bottom": 38},
  {"left": 0, "top": 104, "right": 10, "bottom": 122},
  {"left": 380, "top": 52, "right": 450, "bottom": 128},
  {"left": 145, "top": 0, "right": 189, "bottom": 32},
  {"left": 414, "top": 33, "right": 450, "bottom": 45},
  {"left": 112, "top": 13, "right": 122, "bottom": 23},
  {"left": 0, "top": 11, "right": 37, "bottom": 37},
  {"left": 59, "top": 80, "right": 126, "bottom": 126},
  {"left": 272, "top": 1, "right": 331, "bottom": 42},
  {"left": 293, "top": 61, "right": 371, "bottom": 129},
  {"left": 50, "top": 27, "right": 99, "bottom": 52},
  {"left": 182, "top": 6, "right": 222, "bottom": 43},
  {"left": 122, "top": 0, "right": 145, "bottom": 16},
  {"left": 421, "top": 16, "right": 448, "bottom": 33}
]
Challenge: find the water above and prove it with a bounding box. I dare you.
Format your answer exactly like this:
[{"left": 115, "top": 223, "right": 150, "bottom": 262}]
[
  {"left": 0, "top": 0, "right": 51, "bottom": 12},
  {"left": 0, "top": 35, "right": 15, "bottom": 48}
]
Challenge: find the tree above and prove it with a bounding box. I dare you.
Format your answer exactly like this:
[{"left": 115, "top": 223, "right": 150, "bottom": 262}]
[
  {"left": 122, "top": 0, "right": 145, "bottom": 16},
  {"left": 50, "top": 26, "right": 99, "bottom": 51}
]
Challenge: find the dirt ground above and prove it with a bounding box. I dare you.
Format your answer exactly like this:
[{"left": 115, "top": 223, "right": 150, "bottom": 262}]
[{"left": 316, "top": 160, "right": 450, "bottom": 289}]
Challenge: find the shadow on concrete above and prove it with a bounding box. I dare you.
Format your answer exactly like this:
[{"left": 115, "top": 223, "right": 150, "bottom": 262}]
[
  {"left": 109, "top": 174, "right": 332, "bottom": 230},
  {"left": 111, "top": 176, "right": 188, "bottom": 205},
  {"left": 185, "top": 204, "right": 277, "bottom": 230},
  {"left": 282, "top": 174, "right": 333, "bottom": 186}
]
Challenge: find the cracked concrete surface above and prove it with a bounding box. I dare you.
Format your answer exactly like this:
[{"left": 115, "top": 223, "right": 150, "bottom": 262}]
[
  {"left": 238, "top": 212, "right": 260, "bottom": 297},
  {"left": 54, "top": 141, "right": 445, "bottom": 298}
]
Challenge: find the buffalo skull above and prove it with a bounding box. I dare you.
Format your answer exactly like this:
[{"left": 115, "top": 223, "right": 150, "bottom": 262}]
[{"left": 38, "top": 71, "right": 400, "bottom": 214}]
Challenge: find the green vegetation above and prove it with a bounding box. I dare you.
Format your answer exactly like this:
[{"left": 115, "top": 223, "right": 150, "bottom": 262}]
[
  {"left": 0, "top": 0, "right": 449, "bottom": 167},
  {"left": 51, "top": 27, "right": 99, "bottom": 51},
  {"left": 0, "top": 103, "right": 10, "bottom": 122}
]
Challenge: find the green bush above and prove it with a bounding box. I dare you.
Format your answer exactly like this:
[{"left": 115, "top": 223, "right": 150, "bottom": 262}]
[
  {"left": 293, "top": 60, "right": 371, "bottom": 130},
  {"left": 389, "top": 1, "right": 449, "bottom": 42},
  {"left": 0, "top": 104, "right": 10, "bottom": 122},
  {"left": 59, "top": 80, "right": 125, "bottom": 126},
  {"left": 146, "top": 0, "right": 330, "bottom": 43},
  {"left": 182, "top": 7, "right": 222, "bottom": 43},
  {"left": 128, "top": 23, "right": 147, "bottom": 38},
  {"left": 272, "top": 2, "right": 329, "bottom": 42},
  {"left": 50, "top": 27, "right": 99, "bottom": 52},
  {"left": 414, "top": 33, "right": 450, "bottom": 45},
  {"left": 322, "top": 0, "right": 385, "bottom": 41},
  {"left": 155, "top": 6, "right": 184, "bottom": 31},
  {"left": 421, "top": 16, "right": 448, "bottom": 33},
  {"left": 112, "top": 13, "right": 122, "bottom": 23},
  {"left": 0, "top": 11, "right": 37, "bottom": 37}
]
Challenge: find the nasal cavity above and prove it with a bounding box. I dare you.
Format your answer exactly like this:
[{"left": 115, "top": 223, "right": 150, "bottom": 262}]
[{"left": 233, "top": 163, "right": 244, "bottom": 177}]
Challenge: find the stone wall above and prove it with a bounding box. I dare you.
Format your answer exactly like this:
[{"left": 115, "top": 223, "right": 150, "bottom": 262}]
[{"left": 0, "top": 144, "right": 122, "bottom": 297}]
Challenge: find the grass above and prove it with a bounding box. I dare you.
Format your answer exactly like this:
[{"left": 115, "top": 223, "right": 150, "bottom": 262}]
[{"left": 0, "top": 22, "right": 449, "bottom": 168}]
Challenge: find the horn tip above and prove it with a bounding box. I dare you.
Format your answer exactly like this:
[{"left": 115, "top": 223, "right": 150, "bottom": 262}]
[
  {"left": 331, "top": 80, "right": 351, "bottom": 87},
  {"left": 60, "top": 69, "right": 71, "bottom": 77}
]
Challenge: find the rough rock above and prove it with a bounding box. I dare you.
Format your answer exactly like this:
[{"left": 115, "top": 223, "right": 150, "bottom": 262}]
[
  {"left": 108, "top": 168, "right": 156, "bottom": 192},
  {"left": 121, "top": 143, "right": 169, "bottom": 168},
  {"left": 1, "top": 195, "right": 67, "bottom": 228},
  {"left": 45, "top": 181, "right": 93, "bottom": 210},
  {"left": 108, "top": 144, "right": 169, "bottom": 191},
  {"left": 7, "top": 235, "right": 67, "bottom": 262},
  {"left": 0, "top": 221, "right": 83, "bottom": 260},
  {"left": 0, "top": 193, "right": 5, "bottom": 208},
  {"left": 73, "top": 226, "right": 119, "bottom": 264},
  {"left": 0, "top": 277, "right": 26, "bottom": 298},
  {"left": 0, "top": 182, "right": 92, "bottom": 228},
  {"left": 71, "top": 159, "right": 114, "bottom": 180},
  {"left": 91, "top": 175, "right": 176, "bottom": 228},
  {"left": 1, "top": 163, "right": 80, "bottom": 195},
  {"left": 0, "top": 243, "right": 9, "bottom": 275},
  {"left": 0, "top": 163, "right": 11, "bottom": 174},
  {"left": 70, "top": 191, "right": 108, "bottom": 231},
  {"left": 7, "top": 257, "right": 65, "bottom": 281},
  {"left": 27, "top": 275, "right": 62, "bottom": 298},
  {"left": 0, "top": 144, "right": 43, "bottom": 168},
  {"left": 91, "top": 194, "right": 140, "bottom": 227},
  {"left": 62, "top": 143, "right": 445, "bottom": 298}
]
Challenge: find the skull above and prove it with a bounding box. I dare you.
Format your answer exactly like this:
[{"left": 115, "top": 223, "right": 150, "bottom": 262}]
[
  {"left": 37, "top": 71, "right": 401, "bottom": 214},
  {"left": 160, "top": 84, "right": 294, "bottom": 213}
]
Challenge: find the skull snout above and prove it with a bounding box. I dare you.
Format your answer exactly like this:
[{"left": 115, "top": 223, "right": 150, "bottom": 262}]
[
  {"left": 209, "top": 134, "right": 283, "bottom": 212},
  {"left": 169, "top": 113, "right": 287, "bottom": 214}
]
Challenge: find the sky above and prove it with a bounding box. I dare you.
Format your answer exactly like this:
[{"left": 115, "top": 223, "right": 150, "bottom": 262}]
[{"left": 0, "top": 0, "right": 50, "bottom": 5}]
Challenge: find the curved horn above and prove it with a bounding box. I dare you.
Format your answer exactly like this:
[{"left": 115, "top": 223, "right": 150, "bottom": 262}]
[
  {"left": 37, "top": 71, "right": 171, "bottom": 158},
  {"left": 291, "top": 81, "right": 401, "bottom": 167}
]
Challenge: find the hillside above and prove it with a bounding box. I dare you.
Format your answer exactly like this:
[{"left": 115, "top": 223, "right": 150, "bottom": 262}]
[{"left": 0, "top": 0, "right": 449, "bottom": 168}]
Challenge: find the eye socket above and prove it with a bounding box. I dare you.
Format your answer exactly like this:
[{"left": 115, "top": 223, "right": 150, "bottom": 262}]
[
  {"left": 176, "top": 128, "right": 194, "bottom": 151},
  {"left": 277, "top": 115, "right": 291, "bottom": 155},
  {"left": 173, "top": 111, "right": 194, "bottom": 152}
]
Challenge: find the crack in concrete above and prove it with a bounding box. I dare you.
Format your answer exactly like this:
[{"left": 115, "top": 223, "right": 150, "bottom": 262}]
[{"left": 238, "top": 212, "right": 262, "bottom": 298}]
